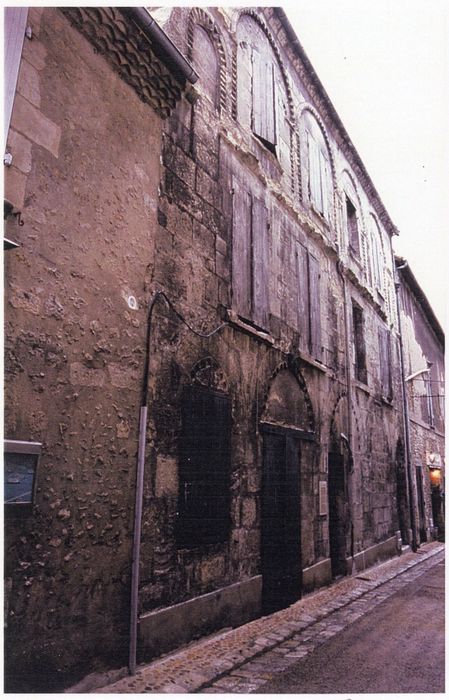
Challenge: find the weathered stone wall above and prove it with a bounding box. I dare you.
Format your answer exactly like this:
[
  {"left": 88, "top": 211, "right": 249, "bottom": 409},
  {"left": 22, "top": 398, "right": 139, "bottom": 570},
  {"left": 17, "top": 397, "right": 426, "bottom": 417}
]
[
  {"left": 140, "top": 5, "right": 405, "bottom": 616},
  {"left": 398, "top": 274, "right": 445, "bottom": 542},
  {"left": 4, "top": 8, "right": 163, "bottom": 690},
  {"left": 4, "top": 6, "right": 409, "bottom": 691}
]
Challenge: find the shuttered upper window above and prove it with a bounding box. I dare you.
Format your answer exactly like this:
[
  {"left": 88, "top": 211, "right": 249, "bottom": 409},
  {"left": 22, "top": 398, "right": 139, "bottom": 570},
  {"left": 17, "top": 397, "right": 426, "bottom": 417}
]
[
  {"left": 4, "top": 7, "right": 28, "bottom": 146},
  {"left": 296, "top": 242, "right": 322, "bottom": 361},
  {"left": 302, "top": 111, "right": 332, "bottom": 221},
  {"left": 368, "top": 215, "right": 385, "bottom": 293},
  {"left": 236, "top": 15, "right": 290, "bottom": 164},
  {"left": 176, "top": 385, "right": 231, "bottom": 547},
  {"left": 231, "top": 175, "right": 269, "bottom": 329}
]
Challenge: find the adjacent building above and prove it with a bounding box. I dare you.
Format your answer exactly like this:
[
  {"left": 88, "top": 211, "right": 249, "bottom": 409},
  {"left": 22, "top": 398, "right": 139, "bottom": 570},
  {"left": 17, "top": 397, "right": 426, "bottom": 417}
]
[
  {"left": 4, "top": 6, "right": 442, "bottom": 692},
  {"left": 395, "top": 257, "right": 445, "bottom": 545}
]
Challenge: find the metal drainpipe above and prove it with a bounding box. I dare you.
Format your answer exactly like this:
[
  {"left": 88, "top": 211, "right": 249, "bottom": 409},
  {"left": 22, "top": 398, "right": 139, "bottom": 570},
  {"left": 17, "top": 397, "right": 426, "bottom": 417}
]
[
  {"left": 336, "top": 260, "right": 355, "bottom": 569},
  {"left": 129, "top": 292, "right": 161, "bottom": 676},
  {"left": 393, "top": 261, "right": 418, "bottom": 551},
  {"left": 121, "top": 8, "right": 199, "bottom": 85},
  {"left": 128, "top": 292, "right": 228, "bottom": 675}
]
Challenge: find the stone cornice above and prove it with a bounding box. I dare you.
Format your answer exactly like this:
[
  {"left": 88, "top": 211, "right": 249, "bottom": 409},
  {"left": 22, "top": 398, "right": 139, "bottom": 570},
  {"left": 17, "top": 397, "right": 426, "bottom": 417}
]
[{"left": 61, "top": 7, "right": 186, "bottom": 118}]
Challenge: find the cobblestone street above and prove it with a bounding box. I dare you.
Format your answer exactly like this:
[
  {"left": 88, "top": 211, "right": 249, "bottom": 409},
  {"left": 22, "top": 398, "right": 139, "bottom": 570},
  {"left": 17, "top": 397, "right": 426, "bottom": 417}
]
[{"left": 88, "top": 541, "right": 444, "bottom": 694}]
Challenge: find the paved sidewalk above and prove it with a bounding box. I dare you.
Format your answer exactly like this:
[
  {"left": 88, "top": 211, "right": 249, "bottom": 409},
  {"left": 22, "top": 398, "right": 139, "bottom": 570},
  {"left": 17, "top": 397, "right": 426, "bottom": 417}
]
[{"left": 93, "top": 541, "right": 444, "bottom": 694}]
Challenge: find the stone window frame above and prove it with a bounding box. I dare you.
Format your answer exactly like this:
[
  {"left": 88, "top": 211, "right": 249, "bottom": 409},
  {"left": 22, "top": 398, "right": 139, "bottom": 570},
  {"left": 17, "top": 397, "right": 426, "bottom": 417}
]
[
  {"left": 187, "top": 8, "right": 228, "bottom": 114},
  {"left": 351, "top": 300, "right": 368, "bottom": 385},
  {"left": 298, "top": 105, "right": 337, "bottom": 236},
  {"left": 233, "top": 9, "right": 295, "bottom": 183}
]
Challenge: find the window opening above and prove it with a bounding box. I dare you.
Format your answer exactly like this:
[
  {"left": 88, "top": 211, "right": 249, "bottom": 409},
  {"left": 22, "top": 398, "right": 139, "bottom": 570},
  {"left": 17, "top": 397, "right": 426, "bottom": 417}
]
[
  {"left": 345, "top": 196, "right": 359, "bottom": 256},
  {"left": 352, "top": 302, "right": 367, "bottom": 384},
  {"left": 176, "top": 385, "right": 231, "bottom": 547}
]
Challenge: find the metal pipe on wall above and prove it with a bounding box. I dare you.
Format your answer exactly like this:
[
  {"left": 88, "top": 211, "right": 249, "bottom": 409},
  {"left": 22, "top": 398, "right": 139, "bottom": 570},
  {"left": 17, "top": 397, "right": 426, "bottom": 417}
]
[
  {"left": 336, "top": 260, "right": 355, "bottom": 568},
  {"left": 128, "top": 291, "right": 227, "bottom": 675}
]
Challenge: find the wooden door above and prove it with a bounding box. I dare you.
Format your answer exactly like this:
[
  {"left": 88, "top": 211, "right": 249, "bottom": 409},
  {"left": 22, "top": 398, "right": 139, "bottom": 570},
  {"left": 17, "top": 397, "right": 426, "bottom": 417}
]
[
  {"left": 261, "top": 429, "right": 301, "bottom": 614},
  {"left": 328, "top": 451, "right": 347, "bottom": 577}
]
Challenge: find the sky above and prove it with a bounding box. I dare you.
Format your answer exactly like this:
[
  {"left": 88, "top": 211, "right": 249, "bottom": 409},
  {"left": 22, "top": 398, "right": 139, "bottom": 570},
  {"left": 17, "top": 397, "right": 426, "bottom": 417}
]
[{"left": 283, "top": 0, "right": 448, "bottom": 328}]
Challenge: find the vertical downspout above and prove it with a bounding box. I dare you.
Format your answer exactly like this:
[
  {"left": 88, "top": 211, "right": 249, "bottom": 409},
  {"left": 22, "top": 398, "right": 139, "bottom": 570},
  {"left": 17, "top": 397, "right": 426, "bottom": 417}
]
[
  {"left": 393, "top": 261, "right": 418, "bottom": 551},
  {"left": 128, "top": 292, "right": 227, "bottom": 675},
  {"left": 129, "top": 293, "right": 161, "bottom": 676},
  {"left": 337, "top": 261, "right": 355, "bottom": 568}
]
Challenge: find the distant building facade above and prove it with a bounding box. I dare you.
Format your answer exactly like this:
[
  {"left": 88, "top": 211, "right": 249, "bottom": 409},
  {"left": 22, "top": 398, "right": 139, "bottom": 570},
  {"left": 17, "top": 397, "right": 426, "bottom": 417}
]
[
  {"left": 4, "top": 6, "right": 439, "bottom": 692},
  {"left": 395, "top": 258, "right": 445, "bottom": 545}
]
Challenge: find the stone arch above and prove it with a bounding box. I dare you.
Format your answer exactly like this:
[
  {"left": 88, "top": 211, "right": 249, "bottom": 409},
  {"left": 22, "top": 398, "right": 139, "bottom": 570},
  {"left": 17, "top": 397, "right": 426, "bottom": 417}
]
[
  {"left": 341, "top": 168, "right": 368, "bottom": 271},
  {"left": 298, "top": 104, "right": 337, "bottom": 189},
  {"left": 298, "top": 104, "right": 337, "bottom": 234},
  {"left": 187, "top": 8, "right": 228, "bottom": 113},
  {"left": 368, "top": 211, "right": 388, "bottom": 294},
  {"left": 260, "top": 361, "right": 315, "bottom": 433},
  {"left": 232, "top": 9, "right": 295, "bottom": 124},
  {"left": 341, "top": 169, "right": 365, "bottom": 228},
  {"left": 329, "top": 392, "right": 347, "bottom": 449},
  {"left": 190, "top": 355, "right": 228, "bottom": 392}
]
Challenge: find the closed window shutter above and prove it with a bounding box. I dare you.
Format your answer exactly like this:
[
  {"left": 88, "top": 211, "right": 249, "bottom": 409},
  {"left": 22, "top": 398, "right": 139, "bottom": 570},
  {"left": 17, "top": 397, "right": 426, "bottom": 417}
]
[
  {"left": 296, "top": 241, "right": 310, "bottom": 352},
  {"left": 319, "top": 150, "right": 330, "bottom": 219},
  {"left": 308, "top": 252, "right": 322, "bottom": 360},
  {"left": 232, "top": 176, "right": 252, "bottom": 319},
  {"left": 252, "top": 196, "right": 269, "bottom": 328},
  {"left": 371, "top": 228, "right": 382, "bottom": 289},
  {"left": 307, "top": 131, "right": 321, "bottom": 210},
  {"left": 177, "top": 386, "right": 231, "bottom": 546},
  {"left": 4, "top": 7, "right": 28, "bottom": 146},
  {"left": 252, "top": 48, "right": 276, "bottom": 147}
]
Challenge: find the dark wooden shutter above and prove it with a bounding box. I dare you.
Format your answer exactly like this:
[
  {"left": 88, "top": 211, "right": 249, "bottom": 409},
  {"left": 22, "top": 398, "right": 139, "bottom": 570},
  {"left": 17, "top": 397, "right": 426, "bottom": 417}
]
[
  {"left": 177, "top": 386, "right": 231, "bottom": 546},
  {"left": 252, "top": 48, "right": 276, "bottom": 147},
  {"left": 308, "top": 252, "right": 322, "bottom": 360},
  {"left": 296, "top": 242, "right": 310, "bottom": 352},
  {"left": 232, "top": 176, "right": 252, "bottom": 318},
  {"left": 252, "top": 196, "right": 269, "bottom": 328},
  {"left": 4, "top": 8, "right": 28, "bottom": 145}
]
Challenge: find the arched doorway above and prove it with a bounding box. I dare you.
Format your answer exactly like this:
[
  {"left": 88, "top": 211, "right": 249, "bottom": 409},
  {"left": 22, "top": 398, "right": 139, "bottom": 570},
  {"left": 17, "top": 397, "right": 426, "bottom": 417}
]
[{"left": 260, "top": 368, "right": 314, "bottom": 614}]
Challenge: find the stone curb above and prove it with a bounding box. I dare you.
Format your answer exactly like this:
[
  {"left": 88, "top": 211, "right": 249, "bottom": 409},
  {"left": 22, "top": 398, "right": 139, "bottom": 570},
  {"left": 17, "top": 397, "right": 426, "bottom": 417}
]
[{"left": 90, "top": 542, "right": 444, "bottom": 694}]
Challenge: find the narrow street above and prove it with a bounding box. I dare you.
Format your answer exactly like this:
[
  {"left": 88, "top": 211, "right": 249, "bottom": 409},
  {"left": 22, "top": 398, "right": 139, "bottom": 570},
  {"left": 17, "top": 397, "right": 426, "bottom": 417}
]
[
  {"left": 202, "top": 554, "right": 444, "bottom": 694},
  {"left": 92, "top": 542, "right": 444, "bottom": 694},
  {"left": 251, "top": 559, "right": 445, "bottom": 694}
]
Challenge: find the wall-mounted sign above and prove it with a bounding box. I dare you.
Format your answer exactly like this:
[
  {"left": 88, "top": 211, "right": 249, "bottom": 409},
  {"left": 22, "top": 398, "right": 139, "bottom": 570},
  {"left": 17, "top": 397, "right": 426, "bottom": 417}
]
[
  {"left": 319, "top": 480, "right": 328, "bottom": 516},
  {"left": 4, "top": 440, "right": 41, "bottom": 505},
  {"left": 427, "top": 452, "right": 442, "bottom": 468}
]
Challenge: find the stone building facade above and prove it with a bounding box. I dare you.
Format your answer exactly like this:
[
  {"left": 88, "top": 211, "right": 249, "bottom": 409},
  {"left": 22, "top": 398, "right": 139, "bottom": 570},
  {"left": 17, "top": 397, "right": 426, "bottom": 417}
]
[
  {"left": 4, "top": 6, "right": 420, "bottom": 691},
  {"left": 396, "top": 258, "right": 445, "bottom": 545}
]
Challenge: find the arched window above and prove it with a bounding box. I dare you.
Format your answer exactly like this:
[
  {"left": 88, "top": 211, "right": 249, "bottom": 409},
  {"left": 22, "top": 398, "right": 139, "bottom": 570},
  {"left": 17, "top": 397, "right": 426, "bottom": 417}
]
[
  {"left": 191, "top": 25, "right": 219, "bottom": 108},
  {"left": 236, "top": 15, "right": 290, "bottom": 163},
  {"left": 302, "top": 110, "right": 332, "bottom": 221}
]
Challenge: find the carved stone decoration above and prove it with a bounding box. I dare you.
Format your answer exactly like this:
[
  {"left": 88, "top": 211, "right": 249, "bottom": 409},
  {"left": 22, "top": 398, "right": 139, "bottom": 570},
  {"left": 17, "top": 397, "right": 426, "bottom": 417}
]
[
  {"left": 61, "top": 7, "right": 185, "bottom": 118},
  {"left": 190, "top": 356, "right": 228, "bottom": 392},
  {"left": 187, "top": 8, "right": 228, "bottom": 114}
]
